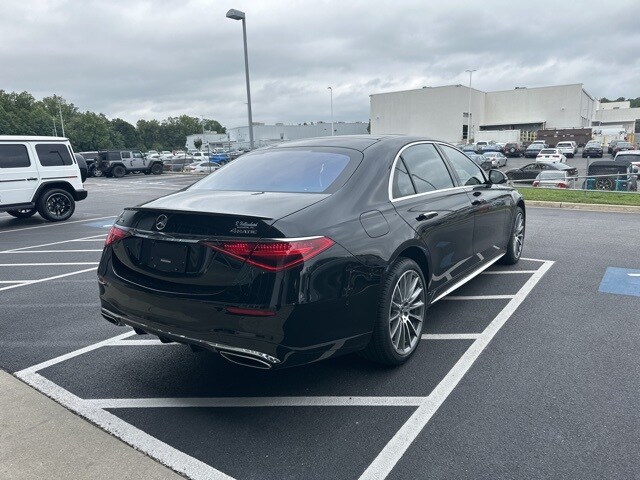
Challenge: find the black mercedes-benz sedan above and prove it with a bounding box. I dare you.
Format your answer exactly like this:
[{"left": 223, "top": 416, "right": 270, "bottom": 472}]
[{"left": 98, "top": 136, "right": 525, "bottom": 369}]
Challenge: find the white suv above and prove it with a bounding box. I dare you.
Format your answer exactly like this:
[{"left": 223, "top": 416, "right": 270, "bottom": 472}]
[
  {"left": 555, "top": 141, "right": 576, "bottom": 158},
  {"left": 0, "top": 136, "right": 87, "bottom": 221}
]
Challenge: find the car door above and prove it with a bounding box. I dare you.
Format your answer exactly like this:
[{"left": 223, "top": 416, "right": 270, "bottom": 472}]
[
  {"left": 132, "top": 151, "right": 145, "bottom": 169},
  {"left": 0, "top": 143, "right": 40, "bottom": 207},
  {"left": 438, "top": 144, "right": 512, "bottom": 261},
  {"left": 521, "top": 163, "right": 543, "bottom": 181},
  {"left": 390, "top": 142, "right": 477, "bottom": 294}
]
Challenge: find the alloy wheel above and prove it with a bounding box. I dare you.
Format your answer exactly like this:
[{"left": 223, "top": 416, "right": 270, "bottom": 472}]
[
  {"left": 46, "top": 193, "right": 71, "bottom": 218},
  {"left": 513, "top": 211, "right": 524, "bottom": 259},
  {"left": 389, "top": 270, "right": 425, "bottom": 355}
]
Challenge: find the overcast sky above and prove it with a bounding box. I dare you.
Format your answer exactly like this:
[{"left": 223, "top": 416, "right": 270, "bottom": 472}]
[{"left": 1, "top": 0, "right": 639, "bottom": 129}]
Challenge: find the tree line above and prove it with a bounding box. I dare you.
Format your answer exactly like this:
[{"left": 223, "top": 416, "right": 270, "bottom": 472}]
[
  {"left": 599, "top": 96, "right": 640, "bottom": 108},
  {"left": 0, "top": 90, "right": 226, "bottom": 152}
]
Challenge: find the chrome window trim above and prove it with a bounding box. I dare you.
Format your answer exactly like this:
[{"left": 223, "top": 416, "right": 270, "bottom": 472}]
[
  {"left": 388, "top": 141, "right": 460, "bottom": 202},
  {"left": 436, "top": 142, "right": 488, "bottom": 185}
]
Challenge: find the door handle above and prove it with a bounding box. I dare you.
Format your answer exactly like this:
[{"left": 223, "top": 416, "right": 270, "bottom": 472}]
[
  {"left": 472, "top": 191, "right": 482, "bottom": 197},
  {"left": 416, "top": 212, "right": 438, "bottom": 221},
  {"left": 26, "top": 177, "right": 38, "bottom": 181},
  {"left": 471, "top": 200, "right": 483, "bottom": 206}
]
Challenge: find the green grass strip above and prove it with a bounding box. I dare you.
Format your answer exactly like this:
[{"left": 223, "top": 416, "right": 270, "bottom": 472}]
[{"left": 516, "top": 187, "right": 640, "bottom": 206}]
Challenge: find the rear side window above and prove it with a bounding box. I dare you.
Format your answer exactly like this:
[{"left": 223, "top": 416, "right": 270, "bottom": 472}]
[
  {"left": 0, "top": 144, "right": 31, "bottom": 168},
  {"left": 192, "top": 147, "right": 362, "bottom": 194},
  {"left": 392, "top": 160, "right": 416, "bottom": 198},
  {"left": 35, "top": 144, "right": 73, "bottom": 166},
  {"left": 399, "top": 144, "right": 454, "bottom": 194},
  {"left": 121, "top": 151, "right": 131, "bottom": 159}
]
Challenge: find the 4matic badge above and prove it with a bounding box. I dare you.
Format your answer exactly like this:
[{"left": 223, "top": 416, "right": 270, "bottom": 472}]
[{"left": 231, "top": 220, "right": 258, "bottom": 235}]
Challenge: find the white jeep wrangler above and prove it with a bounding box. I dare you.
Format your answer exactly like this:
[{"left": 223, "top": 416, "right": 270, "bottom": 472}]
[{"left": 0, "top": 136, "right": 87, "bottom": 222}]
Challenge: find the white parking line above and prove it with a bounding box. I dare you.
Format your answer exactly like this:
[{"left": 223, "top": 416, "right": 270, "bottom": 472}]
[
  {"left": 0, "top": 216, "right": 116, "bottom": 234},
  {"left": 421, "top": 333, "right": 480, "bottom": 340},
  {"left": 481, "top": 270, "right": 537, "bottom": 275},
  {"left": 84, "top": 396, "right": 425, "bottom": 409},
  {"left": 13, "top": 258, "right": 554, "bottom": 480},
  {"left": 3, "top": 250, "right": 103, "bottom": 254},
  {"left": 0, "top": 267, "right": 99, "bottom": 292},
  {"left": 0, "top": 280, "right": 37, "bottom": 284},
  {"left": 108, "top": 339, "right": 168, "bottom": 346},
  {"left": 444, "top": 295, "right": 515, "bottom": 300},
  {"left": 1, "top": 233, "right": 106, "bottom": 253},
  {"left": 358, "top": 260, "right": 554, "bottom": 480},
  {"left": 0, "top": 262, "right": 99, "bottom": 266},
  {"left": 15, "top": 373, "right": 234, "bottom": 480}
]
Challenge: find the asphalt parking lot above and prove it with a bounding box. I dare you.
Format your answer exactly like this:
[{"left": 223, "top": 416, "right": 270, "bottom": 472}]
[{"left": 2, "top": 174, "right": 639, "bottom": 479}]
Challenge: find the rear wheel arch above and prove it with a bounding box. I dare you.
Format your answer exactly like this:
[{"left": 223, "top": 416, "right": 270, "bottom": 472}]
[
  {"left": 31, "top": 181, "right": 76, "bottom": 203},
  {"left": 394, "top": 245, "right": 430, "bottom": 289}
]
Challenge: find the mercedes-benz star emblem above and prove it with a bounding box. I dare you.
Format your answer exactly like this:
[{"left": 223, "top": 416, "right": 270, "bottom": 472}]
[{"left": 155, "top": 214, "right": 168, "bottom": 231}]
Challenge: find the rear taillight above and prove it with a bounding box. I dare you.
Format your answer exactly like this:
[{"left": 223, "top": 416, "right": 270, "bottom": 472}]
[
  {"left": 105, "top": 225, "right": 130, "bottom": 246},
  {"left": 204, "top": 237, "right": 335, "bottom": 271},
  {"left": 533, "top": 181, "right": 540, "bottom": 187},
  {"left": 556, "top": 182, "right": 568, "bottom": 188}
]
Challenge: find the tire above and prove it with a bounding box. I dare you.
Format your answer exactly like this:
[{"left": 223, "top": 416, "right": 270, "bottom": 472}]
[
  {"left": 362, "top": 258, "right": 426, "bottom": 366},
  {"left": 6, "top": 208, "right": 37, "bottom": 219},
  {"left": 150, "top": 163, "right": 163, "bottom": 175},
  {"left": 500, "top": 207, "right": 525, "bottom": 265},
  {"left": 36, "top": 188, "right": 75, "bottom": 222},
  {"left": 595, "top": 178, "right": 614, "bottom": 190},
  {"left": 93, "top": 168, "right": 104, "bottom": 177},
  {"left": 112, "top": 165, "right": 126, "bottom": 178}
]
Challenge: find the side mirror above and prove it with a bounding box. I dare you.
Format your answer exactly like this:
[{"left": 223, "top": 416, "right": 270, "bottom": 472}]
[{"left": 489, "top": 169, "right": 507, "bottom": 184}]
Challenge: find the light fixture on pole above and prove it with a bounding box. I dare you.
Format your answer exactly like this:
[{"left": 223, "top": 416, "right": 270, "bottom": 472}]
[
  {"left": 465, "top": 69, "right": 476, "bottom": 144},
  {"left": 327, "top": 86, "right": 334, "bottom": 136},
  {"left": 226, "top": 8, "right": 254, "bottom": 150}
]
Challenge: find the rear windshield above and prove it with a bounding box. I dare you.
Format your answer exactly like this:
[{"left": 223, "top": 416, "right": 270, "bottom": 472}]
[
  {"left": 528, "top": 144, "right": 543, "bottom": 150},
  {"left": 617, "top": 142, "right": 632, "bottom": 148},
  {"left": 615, "top": 154, "right": 639, "bottom": 162},
  {"left": 556, "top": 143, "right": 571, "bottom": 147},
  {"left": 191, "top": 147, "right": 363, "bottom": 194},
  {"left": 539, "top": 171, "right": 565, "bottom": 179},
  {"left": 539, "top": 149, "right": 557, "bottom": 154}
]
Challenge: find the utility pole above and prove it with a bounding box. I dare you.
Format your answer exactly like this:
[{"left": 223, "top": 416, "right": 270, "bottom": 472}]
[{"left": 58, "top": 100, "right": 66, "bottom": 137}]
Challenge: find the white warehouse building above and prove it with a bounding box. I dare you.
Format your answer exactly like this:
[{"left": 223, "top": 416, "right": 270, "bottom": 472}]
[
  {"left": 186, "top": 121, "right": 369, "bottom": 150},
  {"left": 370, "top": 83, "right": 601, "bottom": 143}
]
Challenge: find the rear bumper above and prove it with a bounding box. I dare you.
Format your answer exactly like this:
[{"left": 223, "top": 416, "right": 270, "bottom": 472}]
[
  {"left": 97, "top": 251, "right": 377, "bottom": 368},
  {"left": 74, "top": 189, "right": 88, "bottom": 201}
]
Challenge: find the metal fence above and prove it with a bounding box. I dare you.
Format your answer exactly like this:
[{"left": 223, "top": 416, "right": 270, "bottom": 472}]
[{"left": 512, "top": 172, "right": 639, "bottom": 193}]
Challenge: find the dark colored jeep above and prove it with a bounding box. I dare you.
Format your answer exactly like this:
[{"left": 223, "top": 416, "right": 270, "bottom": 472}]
[{"left": 586, "top": 160, "right": 636, "bottom": 191}]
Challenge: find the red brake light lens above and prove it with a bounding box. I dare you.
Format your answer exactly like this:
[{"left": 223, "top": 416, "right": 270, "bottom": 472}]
[
  {"left": 557, "top": 182, "right": 567, "bottom": 188},
  {"left": 205, "top": 237, "right": 335, "bottom": 271},
  {"left": 105, "top": 225, "right": 130, "bottom": 246},
  {"left": 532, "top": 181, "right": 540, "bottom": 187}
]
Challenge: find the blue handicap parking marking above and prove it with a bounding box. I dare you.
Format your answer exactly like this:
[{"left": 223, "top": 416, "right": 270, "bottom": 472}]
[
  {"left": 598, "top": 267, "right": 640, "bottom": 298},
  {"left": 85, "top": 221, "right": 114, "bottom": 228}
]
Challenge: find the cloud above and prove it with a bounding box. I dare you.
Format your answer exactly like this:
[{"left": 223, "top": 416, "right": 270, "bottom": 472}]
[{"left": 1, "top": 0, "right": 638, "bottom": 129}]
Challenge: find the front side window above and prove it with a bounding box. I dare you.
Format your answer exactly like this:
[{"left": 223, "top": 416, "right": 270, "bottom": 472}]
[
  {"left": 35, "top": 143, "right": 73, "bottom": 167},
  {"left": 192, "top": 147, "right": 362, "bottom": 194},
  {"left": 133, "top": 151, "right": 143, "bottom": 158},
  {"left": 440, "top": 145, "right": 486, "bottom": 186},
  {"left": 399, "top": 144, "right": 454, "bottom": 194},
  {"left": 0, "top": 144, "right": 31, "bottom": 168}
]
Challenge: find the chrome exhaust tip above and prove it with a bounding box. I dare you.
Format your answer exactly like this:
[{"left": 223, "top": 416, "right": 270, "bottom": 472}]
[
  {"left": 219, "top": 350, "right": 273, "bottom": 369},
  {"left": 101, "top": 309, "right": 122, "bottom": 326}
]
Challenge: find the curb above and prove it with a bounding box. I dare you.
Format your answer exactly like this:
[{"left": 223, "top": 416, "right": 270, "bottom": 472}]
[{"left": 527, "top": 200, "right": 640, "bottom": 213}]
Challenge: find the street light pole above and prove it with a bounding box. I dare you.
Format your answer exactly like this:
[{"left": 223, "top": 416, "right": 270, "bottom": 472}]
[
  {"left": 58, "top": 100, "right": 66, "bottom": 138},
  {"left": 226, "top": 9, "right": 254, "bottom": 150},
  {"left": 328, "top": 86, "right": 334, "bottom": 136},
  {"left": 465, "top": 69, "right": 476, "bottom": 144}
]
